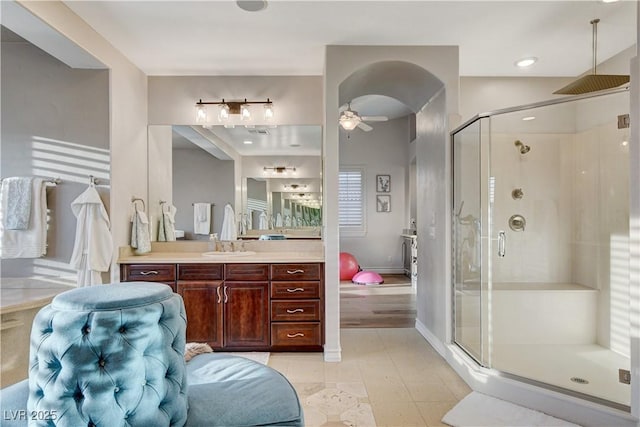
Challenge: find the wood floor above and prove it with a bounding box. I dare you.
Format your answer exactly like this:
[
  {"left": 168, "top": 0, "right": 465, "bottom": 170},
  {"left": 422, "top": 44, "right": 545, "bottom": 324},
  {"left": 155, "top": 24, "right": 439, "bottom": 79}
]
[{"left": 340, "top": 274, "right": 416, "bottom": 328}]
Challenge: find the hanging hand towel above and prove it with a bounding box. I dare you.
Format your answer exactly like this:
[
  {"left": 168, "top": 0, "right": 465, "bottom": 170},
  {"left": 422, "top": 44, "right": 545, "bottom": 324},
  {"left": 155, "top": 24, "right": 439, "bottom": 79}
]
[
  {"left": 193, "top": 203, "right": 211, "bottom": 235},
  {"left": 258, "top": 211, "right": 268, "bottom": 230},
  {"left": 69, "top": 185, "right": 113, "bottom": 287},
  {"left": 275, "top": 212, "right": 283, "bottom": 228},
  {"left": 158, "top": 203, "right": 177, "bottom": 241},
  {"left": 2, "top": 177, "right": 33, "bottom": 230},
  {"left": 131, "top": 207, "right": 151, "bottom": 255},
  {"left": 1, "top": 178, "right": 47, "bottom": 259},
  {"left": 220, "top": 203, "right": 237, "bottom": 241}
]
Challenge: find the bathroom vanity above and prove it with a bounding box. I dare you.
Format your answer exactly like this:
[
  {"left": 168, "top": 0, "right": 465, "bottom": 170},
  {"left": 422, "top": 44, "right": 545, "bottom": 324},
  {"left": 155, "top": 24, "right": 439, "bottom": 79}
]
[{"left": 118, "top": 241, "right": 324, "bottom": 352}]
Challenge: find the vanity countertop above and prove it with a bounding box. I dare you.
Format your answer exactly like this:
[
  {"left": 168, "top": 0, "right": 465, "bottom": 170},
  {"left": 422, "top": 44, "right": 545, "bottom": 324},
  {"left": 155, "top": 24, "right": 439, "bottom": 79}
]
[
  {"left": 118, "top": 251, "right": 324, "bottom": 264},
  {"left": 118, "top": 240, "right": 325, "bottom": 264},
  {"left": 1, "top": 278, "right": 75, "bottom": 314}
]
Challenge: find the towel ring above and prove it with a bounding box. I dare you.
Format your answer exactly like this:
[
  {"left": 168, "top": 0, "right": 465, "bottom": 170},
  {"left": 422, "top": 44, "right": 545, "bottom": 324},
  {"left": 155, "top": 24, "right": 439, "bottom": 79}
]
[{"left": 132, "top": 197, "right": 146, "bottom": 212}]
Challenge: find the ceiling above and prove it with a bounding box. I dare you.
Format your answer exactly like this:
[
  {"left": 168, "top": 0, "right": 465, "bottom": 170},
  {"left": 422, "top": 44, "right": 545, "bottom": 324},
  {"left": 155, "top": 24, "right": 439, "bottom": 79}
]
[{"left": 63, "top": 1, "right": 636, "bottom": 77}]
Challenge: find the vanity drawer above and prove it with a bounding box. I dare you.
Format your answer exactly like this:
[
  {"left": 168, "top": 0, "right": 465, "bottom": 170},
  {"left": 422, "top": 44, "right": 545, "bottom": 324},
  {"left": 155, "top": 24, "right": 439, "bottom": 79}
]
[
  {"left": 225, "top": 264, "right": 269, "bottom": 281},
  {"left": 271, "top": 264, "right": 320, "bottom": 281},
  {"left": 271, "top": 323, "right": 321, "bottom": 347},
  {"left": 271, "top": 301, "right": 320, "bottom": 321},
  {"left": 271, "top": 281, "right": 320, "bottom": 299},
  {"left": 178, "top": 263, "right": 223, "bottom": 281},
  {"left": 122, "top": 264, "right": 176, "bottom": 282}
]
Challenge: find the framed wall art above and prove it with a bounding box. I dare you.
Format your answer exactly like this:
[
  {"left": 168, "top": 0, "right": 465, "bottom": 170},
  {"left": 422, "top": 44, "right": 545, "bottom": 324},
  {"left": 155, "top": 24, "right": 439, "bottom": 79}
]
[
  {"left": 376, "top": 195, "right": 391, "bottom": 212},
  {"left": 376, "top": 174, "right": 390, "bottom": 193}
]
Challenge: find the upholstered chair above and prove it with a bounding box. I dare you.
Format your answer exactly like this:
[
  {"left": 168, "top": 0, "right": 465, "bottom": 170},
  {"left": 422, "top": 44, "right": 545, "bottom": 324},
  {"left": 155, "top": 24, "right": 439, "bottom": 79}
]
[{"left": 27, "top": 283, "right": 187, "bottom": 426}]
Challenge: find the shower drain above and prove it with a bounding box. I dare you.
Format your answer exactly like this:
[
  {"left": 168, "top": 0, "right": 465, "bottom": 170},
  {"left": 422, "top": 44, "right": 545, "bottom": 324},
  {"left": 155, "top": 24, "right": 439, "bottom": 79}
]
[{"left": 570, "top": 377, "right": 589, "bottom": 384}]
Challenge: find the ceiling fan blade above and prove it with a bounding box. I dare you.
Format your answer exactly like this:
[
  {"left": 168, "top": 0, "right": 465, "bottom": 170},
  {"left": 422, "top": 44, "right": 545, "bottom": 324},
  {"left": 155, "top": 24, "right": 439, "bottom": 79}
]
[
  {"left": 357, "top": 122, "right": 373, "bottom": 132},
  {"left": 360, "top": 116, "right": 388, "bottom": 122}
]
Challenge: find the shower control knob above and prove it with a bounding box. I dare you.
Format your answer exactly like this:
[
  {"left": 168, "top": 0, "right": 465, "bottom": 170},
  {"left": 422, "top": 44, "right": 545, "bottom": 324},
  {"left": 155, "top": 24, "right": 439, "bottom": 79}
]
[{"left": 508, "top": 214, "right": 526, "bottom": 232}]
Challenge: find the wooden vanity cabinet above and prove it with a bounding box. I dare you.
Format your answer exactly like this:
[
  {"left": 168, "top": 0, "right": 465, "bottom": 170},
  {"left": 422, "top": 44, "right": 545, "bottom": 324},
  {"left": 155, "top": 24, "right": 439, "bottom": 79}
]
[
  {"left": 121, "top": 261, "right": 324, "bottom": 352},
  {"left": 120, "top": 264, "right": 176, "bottom": 292},
  {"left": 270, "top": 263, "right": 324, "bottom": 351}
]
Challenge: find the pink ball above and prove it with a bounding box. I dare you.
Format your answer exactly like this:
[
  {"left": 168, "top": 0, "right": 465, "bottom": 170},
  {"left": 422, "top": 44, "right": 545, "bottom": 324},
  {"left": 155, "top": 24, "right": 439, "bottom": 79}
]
[{"left": 340, "top": 252, "right": 360, "bottom": 280}]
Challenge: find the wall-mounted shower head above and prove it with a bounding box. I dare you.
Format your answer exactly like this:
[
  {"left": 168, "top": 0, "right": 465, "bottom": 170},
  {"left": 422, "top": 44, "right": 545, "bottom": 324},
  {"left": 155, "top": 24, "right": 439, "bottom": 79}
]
[{"left": 514, "top": 140, "right": 531, "bottom": 154}]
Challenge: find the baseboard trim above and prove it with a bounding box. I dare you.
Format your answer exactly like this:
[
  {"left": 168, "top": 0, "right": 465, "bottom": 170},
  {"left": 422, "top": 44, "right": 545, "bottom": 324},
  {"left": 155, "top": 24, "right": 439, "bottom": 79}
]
[
  {"left": 323, "top": 346, "right": 342, "bottom": 362},
  {"left": 415, "top": 319, "right": 447, "bottom": 358}
]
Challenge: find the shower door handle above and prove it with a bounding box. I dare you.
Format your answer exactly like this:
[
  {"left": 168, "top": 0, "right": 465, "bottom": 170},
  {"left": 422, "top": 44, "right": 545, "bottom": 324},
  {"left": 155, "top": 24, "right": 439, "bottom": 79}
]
[{"left": 498, "top": 231, "right": 506, "bottom": 257}]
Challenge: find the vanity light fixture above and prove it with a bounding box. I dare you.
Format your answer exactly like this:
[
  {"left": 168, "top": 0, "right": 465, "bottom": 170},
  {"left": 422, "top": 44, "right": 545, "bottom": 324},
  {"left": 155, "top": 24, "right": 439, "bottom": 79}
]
[
  {"left": 284, "top": 184, "right": 307, "bottom": 190},
  {"left": 195, "top": 98, "right": 274, "bottom": 123},
  {"left": 264, "top": 166, "right": 296, "bottom": 174}
]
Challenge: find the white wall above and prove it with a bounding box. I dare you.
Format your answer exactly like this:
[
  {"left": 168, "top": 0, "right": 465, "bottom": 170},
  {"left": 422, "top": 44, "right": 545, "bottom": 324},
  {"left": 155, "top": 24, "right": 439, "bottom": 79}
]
[
  {"left": 18, "top": 0, "right": 149, "bottom": 282},
  {"left": 0, "top": 31, "right": 109, "bottom": 279},
  {"left": 339, "top": 116, "right": 409, "bottom": 272}
]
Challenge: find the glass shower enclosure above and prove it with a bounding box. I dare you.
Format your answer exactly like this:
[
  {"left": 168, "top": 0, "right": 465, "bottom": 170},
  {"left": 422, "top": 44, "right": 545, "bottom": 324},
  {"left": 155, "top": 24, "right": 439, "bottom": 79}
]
[{"left": 452, "top": 88, "right": 631, "bottom": 409}]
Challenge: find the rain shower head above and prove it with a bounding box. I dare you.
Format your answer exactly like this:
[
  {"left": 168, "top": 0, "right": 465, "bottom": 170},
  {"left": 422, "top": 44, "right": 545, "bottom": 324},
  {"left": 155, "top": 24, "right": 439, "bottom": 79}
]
[{"left": 515, "top": 140, "right": 530, "bottom": 154}]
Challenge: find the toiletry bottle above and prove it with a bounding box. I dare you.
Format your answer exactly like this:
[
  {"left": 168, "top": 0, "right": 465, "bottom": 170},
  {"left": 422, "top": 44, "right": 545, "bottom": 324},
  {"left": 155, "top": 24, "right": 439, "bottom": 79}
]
[{"left": 208, "top": 233, "right": 218, "bottom": 251}]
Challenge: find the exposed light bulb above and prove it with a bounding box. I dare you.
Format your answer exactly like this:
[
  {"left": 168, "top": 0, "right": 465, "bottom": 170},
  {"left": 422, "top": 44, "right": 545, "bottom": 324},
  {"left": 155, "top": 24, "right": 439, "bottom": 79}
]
[
  {"left": 339, "top": 115, "right": 359, "bottom": 131},
  {"left": 196, "top": 105, "right": 208, "bottom": 123},
  {"left": 240, "top": 104, "right": 251, "bottom": 121},
  {"left": 218, "top": 104, "right": 230, "bottom": 122},
  {"left": 264, "top": 102, "right": 274, "bottom": 121}
]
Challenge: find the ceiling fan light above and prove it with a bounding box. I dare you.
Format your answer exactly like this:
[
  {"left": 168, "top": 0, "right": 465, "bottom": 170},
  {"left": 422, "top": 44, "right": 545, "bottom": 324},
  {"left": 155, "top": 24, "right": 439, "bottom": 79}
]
[
  {"left": 339, "top": 115, "right": 359, "bottom": 131},
  {"left": 218, "top": 103, "right": 230, "bottom": 122},
  {"left": 196, "top": 104, "right": 208, "bottom": 123}
]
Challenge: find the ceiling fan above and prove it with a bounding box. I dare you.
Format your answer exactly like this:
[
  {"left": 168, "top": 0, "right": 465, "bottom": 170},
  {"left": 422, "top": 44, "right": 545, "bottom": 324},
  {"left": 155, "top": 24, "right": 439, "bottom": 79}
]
[{"left": 339, "top": 102, "right": 388, "bottom": 132}]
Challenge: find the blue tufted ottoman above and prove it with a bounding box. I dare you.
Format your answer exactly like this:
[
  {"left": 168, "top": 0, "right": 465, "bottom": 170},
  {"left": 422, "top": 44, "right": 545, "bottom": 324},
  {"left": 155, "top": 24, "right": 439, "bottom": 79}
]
[
  {"left": 28, "top": 282, "right": 187, "bottom": 426},
  {"left": 1, "top": 283, "right": 304, "bottom": 426}
]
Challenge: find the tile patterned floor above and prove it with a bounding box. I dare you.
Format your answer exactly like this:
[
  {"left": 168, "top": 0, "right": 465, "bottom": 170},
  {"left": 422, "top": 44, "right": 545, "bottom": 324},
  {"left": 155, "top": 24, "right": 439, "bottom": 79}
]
[{"left": 269, "top": 328, "right": 471, "bottom": 427}]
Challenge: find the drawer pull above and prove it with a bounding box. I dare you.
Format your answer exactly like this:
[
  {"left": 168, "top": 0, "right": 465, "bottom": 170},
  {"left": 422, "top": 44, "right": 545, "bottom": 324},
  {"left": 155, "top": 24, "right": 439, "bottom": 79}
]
[
  {"left": 216, "top": 286, "right": 222, "bottom": 304},
  {"left": 286, "top": 308, "right": 304, "bottom": 314},
  {"left": 286, "top": 288, "right": 305, "bottom": 293},
  {"left": 286, "top": 333, "right": 305, "bottom": 338},
  {"left": 286, "top": 269, "right": 305, "bottom": 274},
  {"left": 139, "top": 270, "right": 159, "bottom": 275}
]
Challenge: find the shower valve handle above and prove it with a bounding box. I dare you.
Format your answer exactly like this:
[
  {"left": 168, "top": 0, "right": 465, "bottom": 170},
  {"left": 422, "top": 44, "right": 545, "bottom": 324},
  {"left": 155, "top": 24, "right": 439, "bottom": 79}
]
[{"left": 498, "top": 231, "right": 506, "bottom": 257}]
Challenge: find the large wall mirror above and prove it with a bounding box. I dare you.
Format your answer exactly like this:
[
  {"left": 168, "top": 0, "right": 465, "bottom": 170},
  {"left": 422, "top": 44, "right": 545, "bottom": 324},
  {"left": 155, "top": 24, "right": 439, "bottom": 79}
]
[{"left": 147, "top": 124, "right": 322, "bottom": 241}]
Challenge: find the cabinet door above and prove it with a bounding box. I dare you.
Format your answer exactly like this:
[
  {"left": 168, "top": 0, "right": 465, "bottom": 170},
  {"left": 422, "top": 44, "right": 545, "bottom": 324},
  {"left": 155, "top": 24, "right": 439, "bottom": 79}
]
[
  {"left": 223, "top": 282, "right": 270, "bottom": 349},
  {"left": 177, "top": 281, "right": 223, "bottom": 349}
]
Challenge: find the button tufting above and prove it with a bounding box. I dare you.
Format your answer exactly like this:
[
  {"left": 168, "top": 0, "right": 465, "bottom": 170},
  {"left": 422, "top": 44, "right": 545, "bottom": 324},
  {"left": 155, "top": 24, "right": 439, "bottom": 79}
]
[
  {"left": 98, "top": 358, "right": 106, "bottom": 368},
  {"left": 118, "top": 325, "right": 126, "bottom": 333},
  {"left": 114, "top": 386, "right": 120, "bottom": 393},
  {"left": 82, "top": 325, "right": 91, "bottom": 335}
]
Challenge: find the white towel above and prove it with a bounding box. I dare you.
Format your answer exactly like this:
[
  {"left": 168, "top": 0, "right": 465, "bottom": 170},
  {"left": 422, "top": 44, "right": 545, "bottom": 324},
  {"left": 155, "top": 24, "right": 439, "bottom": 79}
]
[
  {"left": 69, "top": 185, "right": 113, "bottom": 287},
  {"left": 258, "top": 211, "right": 268, "bottom": 230},
  {"left": 220, "top": 203, "right": 237, "bottom": 241},
  {"left": 275, "top": 212, "right": 283, "bottom": 227},
  {"left": 2, "top": 177, "right": 33, "bottom": 229},
  {"left": 158, "top": 203, "right": 177, "bottom": 242},
  {"left": 193, "top": 203, "right": 211, "bottom": 235},
  {"left": 0, "top": 178, "right": 47, "bottom": 259},
  {"left": 131, "top": 208, "right": 151, "bottom": 255}
]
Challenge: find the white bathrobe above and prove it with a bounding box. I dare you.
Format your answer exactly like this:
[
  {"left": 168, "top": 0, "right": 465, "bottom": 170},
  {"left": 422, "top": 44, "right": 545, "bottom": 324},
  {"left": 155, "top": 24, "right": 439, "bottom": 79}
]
[{"left": 70, "top": 186, "right": 113, "bottom": 287}]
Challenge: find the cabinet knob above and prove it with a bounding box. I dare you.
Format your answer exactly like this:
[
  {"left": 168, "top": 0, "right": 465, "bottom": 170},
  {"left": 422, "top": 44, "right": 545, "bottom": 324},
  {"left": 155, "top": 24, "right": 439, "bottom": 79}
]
[
  {"left": 286, "top": 269, "right": 305, "bottom": 274},
  {"left": 286, "top": 308, "right": 304, "bottom": 314},
  {"left": 286, "top": 333, "right": 305, "bottom": 338},
  {"left": 286, "top": 288, "right": 305, "bottom": 293},
  {"left": 139, "top": 271, "right": 158, "bottom": 275}
]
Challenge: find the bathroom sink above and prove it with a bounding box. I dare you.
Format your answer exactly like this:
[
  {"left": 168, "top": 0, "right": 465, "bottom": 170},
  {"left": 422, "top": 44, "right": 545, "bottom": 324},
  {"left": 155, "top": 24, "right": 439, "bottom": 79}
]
[{"left": 201, "top": 251, "right": 257, "bottom": 257}]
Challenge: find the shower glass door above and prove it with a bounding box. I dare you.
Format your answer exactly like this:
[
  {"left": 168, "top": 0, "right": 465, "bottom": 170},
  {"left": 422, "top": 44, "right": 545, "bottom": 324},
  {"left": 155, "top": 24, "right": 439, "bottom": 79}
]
[
  {"left": 452, "top": 118, "right": 490, "bottom": 365},
  {"left": 487, "top": 90, "right": 631, "bottom": 408}
]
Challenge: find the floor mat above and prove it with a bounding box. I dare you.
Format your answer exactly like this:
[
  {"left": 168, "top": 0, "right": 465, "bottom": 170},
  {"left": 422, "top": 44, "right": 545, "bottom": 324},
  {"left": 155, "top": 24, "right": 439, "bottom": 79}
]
[{"left": 442, "top": 392, "right": 581, "bottom": 426}]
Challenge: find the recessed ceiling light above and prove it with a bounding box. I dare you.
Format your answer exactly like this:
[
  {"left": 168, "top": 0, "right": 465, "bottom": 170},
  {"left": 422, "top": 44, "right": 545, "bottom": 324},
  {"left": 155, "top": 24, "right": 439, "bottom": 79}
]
[
  {"left": 236, "top": 1, "right": 267, "bottom": 12},
  {"left": 515, "top": 57, "right": 538, "bottom": 68},
  {"left": 289, "top": 143, "right": 301, "bottom": 147},
  {"left": 522, "top": 116, "right": 536, "bottom": 121},
  {"left": 243, "top": 140, "right": 253, "bottom": 145},
  {"left": 601, "top": 0, "right": 619, "bottom": 3}
]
